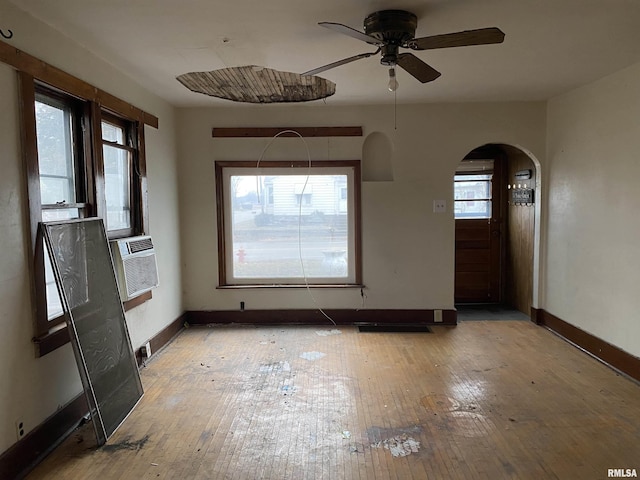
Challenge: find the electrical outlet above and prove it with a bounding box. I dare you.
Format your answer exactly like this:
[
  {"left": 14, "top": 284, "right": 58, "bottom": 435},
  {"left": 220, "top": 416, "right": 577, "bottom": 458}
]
[
  {"left": 140, "top": 342, "right": 152, "bottom": 358},
  {"left": 433, "top": 200, "right": 446, "bottom": 213},
  {"left": 15, "top": 420, "right": 25, "bottom": 440},
  {"left": 434, "top": 310, "right": 443, "bottom": 323}
]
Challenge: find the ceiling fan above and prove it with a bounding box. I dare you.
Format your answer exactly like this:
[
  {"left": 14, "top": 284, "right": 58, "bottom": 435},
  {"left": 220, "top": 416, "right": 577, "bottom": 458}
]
[{"left": 302, "top": 10, "right": 505, "bottom": 91}]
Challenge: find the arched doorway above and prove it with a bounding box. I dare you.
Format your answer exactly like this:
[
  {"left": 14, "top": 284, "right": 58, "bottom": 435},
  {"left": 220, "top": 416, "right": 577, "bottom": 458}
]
[{"left": 454, "top": 143, "right": 538, "bottom": 315}]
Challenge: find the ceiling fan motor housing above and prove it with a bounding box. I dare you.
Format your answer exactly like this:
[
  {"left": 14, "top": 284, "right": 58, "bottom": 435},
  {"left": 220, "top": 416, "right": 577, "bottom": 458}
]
[
  {"left": 364, "top": 10, "right": 417, "bottom": 44},
  {"left": 364, "top": 10, "right": 417, "bottom": 66}
]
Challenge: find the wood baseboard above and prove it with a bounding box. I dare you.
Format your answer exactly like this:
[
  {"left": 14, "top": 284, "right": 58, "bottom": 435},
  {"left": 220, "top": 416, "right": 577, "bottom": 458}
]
[
  {"left": 135, "top": 313, "right": 186, "bottom": 366},
  {"left": 0, "top": 313, "right": 186, "bottom": 479},
  {"left": 530, "top": 306, "right": 542, "bottom": 325},
  {"left": 535, "top": 308, "right": 640, "bottom": 382},
  {"left": 0, "top": 394, "right": 87, "bottom": 480},
  {"left": 186, "top": 309, "right": 457, "bottom": 326}
]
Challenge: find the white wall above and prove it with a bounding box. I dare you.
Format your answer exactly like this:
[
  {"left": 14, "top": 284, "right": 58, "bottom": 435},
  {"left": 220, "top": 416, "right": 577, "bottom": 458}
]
[
  {"left": 177, "top": 102, "right": 546, "bottom": 312},
  {"left": 546, "top": 61, "right": 640, "bottom": 359},
  {"left": 0, "top": 1, "right": 182, "bottom": 455}
]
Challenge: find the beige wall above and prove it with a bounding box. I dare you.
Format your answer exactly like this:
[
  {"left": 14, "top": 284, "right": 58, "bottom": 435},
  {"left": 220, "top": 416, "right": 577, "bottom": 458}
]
[
  {"left": 0, "top": 1, "right": 182, "bottom": 455},
  {"left": 546, "top": 61, "right": 640, "bottom": 359},
  {"left": 177, "top": 102, "right": 546, "bottom": 312},
  {"left": 9, "top": 0, "right": 640, "bottom": 459}
]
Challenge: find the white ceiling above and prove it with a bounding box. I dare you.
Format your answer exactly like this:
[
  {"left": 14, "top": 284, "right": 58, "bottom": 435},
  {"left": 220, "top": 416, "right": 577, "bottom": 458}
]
[{"left": 10, "top": 0, "right": 640, "bottom": 107}]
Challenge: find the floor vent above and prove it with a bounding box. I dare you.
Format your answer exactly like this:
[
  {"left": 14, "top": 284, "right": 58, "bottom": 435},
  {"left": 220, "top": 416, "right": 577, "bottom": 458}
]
[{"left": 357, "top": 324, "right": 432, "bottom": 333}]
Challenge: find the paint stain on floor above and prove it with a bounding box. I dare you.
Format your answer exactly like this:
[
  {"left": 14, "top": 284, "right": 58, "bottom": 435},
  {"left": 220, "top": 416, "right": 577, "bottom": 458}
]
[
  {"left": 371, "top": 434, "right": 421, "bottom": 457},
  {"left": 315, "top": 329, "right": 342, "bottom": 336},
  {"left": 300, "top": 351, "right": 326, "bottom": 361},
  {"left": 259, "top": 361, "right": 290, "bottom": 373}
]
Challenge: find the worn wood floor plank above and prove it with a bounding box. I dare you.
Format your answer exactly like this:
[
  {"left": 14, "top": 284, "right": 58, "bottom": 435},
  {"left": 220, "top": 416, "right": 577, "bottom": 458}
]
[{"left": 25, "top": 321, "right": 640, "bottom": 479}]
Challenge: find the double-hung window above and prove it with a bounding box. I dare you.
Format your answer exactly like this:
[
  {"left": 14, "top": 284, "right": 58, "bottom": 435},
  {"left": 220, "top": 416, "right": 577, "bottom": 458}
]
[
  {"left": 215, "top": 160, "right": 362, "bottom": 286},
  {"left": 102, "top": 114, "right": 136, "bottom": 236},
  {"left": 20, "top": 71, "right": 154, "bottom": 356},
  {"left": 35, "top": 92, "right": 87, "bottom": 322}
]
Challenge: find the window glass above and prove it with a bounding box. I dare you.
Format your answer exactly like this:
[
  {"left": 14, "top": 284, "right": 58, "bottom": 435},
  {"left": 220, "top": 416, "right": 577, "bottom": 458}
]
[
  {"left": 454, "top": 173, "right": 493, "bottom": 219},
  {"left": 102, "top": 121, "right": 125, "bottom": 144},
  {"left": 219, "top": 163, "right": 360, "bottom": 285},
  {"left": 35, "top": 100, "right": 76, "bottom": 205},
  {"left": 103, "top": 144, "right": 131, "bottom": 230},
  {"left": 35, "top": 96, "right": 83, "bottom": 321}
]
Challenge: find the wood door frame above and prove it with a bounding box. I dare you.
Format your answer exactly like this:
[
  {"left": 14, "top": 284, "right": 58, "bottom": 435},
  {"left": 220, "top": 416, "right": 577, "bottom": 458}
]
[
  {"left": 454, "top": 143, "right": 542, "bottom": 315},
  {"left": 454, "top": 146, "right": 506, "bottom": 304}
]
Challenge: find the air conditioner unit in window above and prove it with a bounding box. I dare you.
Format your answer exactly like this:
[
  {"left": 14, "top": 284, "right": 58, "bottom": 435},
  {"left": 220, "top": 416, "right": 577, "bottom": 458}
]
[{"left": 110, "top": 235, "right": 159, "bottom": 301}]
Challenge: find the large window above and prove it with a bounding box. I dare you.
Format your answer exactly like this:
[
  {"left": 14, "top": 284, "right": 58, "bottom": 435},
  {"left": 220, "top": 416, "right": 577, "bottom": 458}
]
[
  {"left": 20, "top": 71, "right": 154, "bottom": 356},
  {"left": 215, "top": 161, "right": 362, "bottom": 286}
]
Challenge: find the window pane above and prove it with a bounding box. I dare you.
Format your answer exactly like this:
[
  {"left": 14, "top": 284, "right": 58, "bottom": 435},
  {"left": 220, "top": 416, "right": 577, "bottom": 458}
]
[
  {"left": 455, "top": 174, "right": 492, "bottom": 182},
  {"left": 42, "top": 208, "right": 80, "bottom": 320},
  {"left": 103, "top": 145, "right": 131, "bottom": 230},
  {"left": 102, "top": 121, "right": 125, "bottom": 144},
  {"left": 39, "top": 176, "right": 75, "bottom": 205},
  {"left": 454, "top": 173, "right": 493, "bottom": 219},
  {"left": 230, "top": 174, "right": 349, "bottom": 280},
  {"left": 35, "top": 100, "right": 76, "bottom": 205},
  {"left": 454, "top": 200, "right": 492, "bottom": 218}
]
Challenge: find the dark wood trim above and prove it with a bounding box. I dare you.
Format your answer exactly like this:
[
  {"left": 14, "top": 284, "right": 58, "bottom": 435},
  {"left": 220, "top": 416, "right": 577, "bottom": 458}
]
[
  {"left": 215, "top": 160, "right": 361, "bottom": 169},
  {"left": 537, "top": 309, "right": 640, "bottom": 382},
  {"left": 216, "top": 284, "right": 365, "bottom": 289},
  {"left": 137, "top": 124, "right": 149, "bottom": 235},
  {"left": 35, "top": 292, "right": 153, "bottom": 357},
  {"left": 212, "top": 126, "right": 362, "bottom": 138},
  {"left": 214, "top": 161, "right": 227, "bottom": 287},
  {"left": 353, "top": 159, "right": 363, "bottom": 285},
  {"left": 530, "top": 306, "right": 542, "bottom": 325},
  {"left": 186, "top": 309, "right": 457, "bottom": 326},
  {"left": 214, "top": 160, "right": 362, "bottom": 287},
  {"left": 0, "top": 393, "right": 88, "bottom": 480},
  {"left": 135, "top": 313, "right": 186, "bottom": 366},
  {"left": 0, "top": 39, "right": 158, "bottom": 128},
  {"left": 89, "top": 101, "right": 106, "bottom": 222},
  {"left": 123, "top": 290, "right": 153, "bottom": 312},
  {"left": 18, "top": 73, "right": 40, "bottom": 260},
  {"left": 7, "top": 313, "right": 186, "bottom": 478},
  {"left": 33, "top": 325, "right": 71, "bottom": 357}
]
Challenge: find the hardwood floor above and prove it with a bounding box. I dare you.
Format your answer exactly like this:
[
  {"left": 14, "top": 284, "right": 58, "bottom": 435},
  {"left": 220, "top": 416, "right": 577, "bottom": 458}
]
[{"left": 26, "top": 321, "right": 640, "bottom": 479}]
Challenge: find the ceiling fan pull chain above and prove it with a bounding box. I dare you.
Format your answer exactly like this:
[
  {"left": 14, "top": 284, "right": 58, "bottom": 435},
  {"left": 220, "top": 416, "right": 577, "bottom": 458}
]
[{"left": 394, "top": 88, "right": 397, "bottom": 130}]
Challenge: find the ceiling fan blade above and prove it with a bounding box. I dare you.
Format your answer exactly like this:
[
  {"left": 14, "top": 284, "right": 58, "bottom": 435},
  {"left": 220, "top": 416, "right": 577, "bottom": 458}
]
[
  {"left": 396, "top": 53, "right": 441, "bottom": 83},
  {"left": 319, "top": 22, "right": 383, "bottom": 46},
  {"left": 302, "top": 51, "right": 378, "bottom": 76},
  {"left": 409, "top": 27, "right": 505, "bottom": 50}
]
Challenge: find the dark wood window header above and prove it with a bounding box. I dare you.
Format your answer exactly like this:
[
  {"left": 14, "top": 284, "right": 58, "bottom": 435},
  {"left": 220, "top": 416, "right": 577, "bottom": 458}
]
[
  {"left": 0, "top": 39, "right": 158, "bottom": 128},
  {"left": 212, "top": 126, "right": 362, "bottom": 138}
]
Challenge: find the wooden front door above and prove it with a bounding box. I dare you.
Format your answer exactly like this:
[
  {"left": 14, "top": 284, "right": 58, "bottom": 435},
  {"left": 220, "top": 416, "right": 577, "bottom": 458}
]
[
  {"left": 454, "top": 150, "right": 504, "bottom": 303},
  {"left": 455, "top": 219, "right": 501, "bottom": 302}
]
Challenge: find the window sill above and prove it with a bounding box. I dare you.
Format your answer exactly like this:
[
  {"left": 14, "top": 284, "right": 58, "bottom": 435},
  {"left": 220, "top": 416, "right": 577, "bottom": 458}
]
[
  {"left": 217, "top": 284, "right": 365, "bottom": 289},
  {"left": 33, "top": 291, "right": 153, "bottom": 357},
  {"left": 123, "top": 290, "right": 153, "bottom": 311}
]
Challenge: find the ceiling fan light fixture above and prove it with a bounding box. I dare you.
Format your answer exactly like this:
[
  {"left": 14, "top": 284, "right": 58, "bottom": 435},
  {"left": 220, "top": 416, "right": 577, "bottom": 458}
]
[
  {"left": 308, "top": 10, "right": 505, "bottom": 88},
  {"left": 387, "top": 68, "right": 399, "bottom": 92}
]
